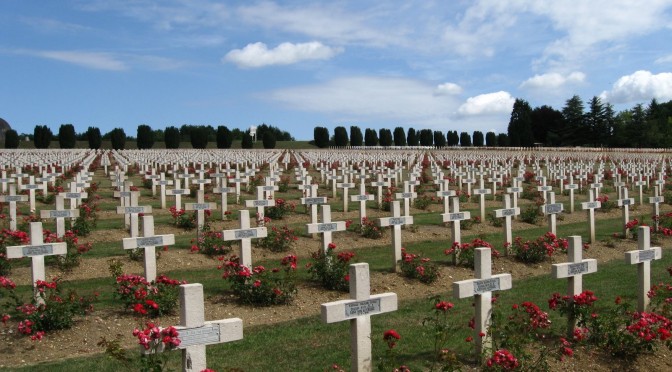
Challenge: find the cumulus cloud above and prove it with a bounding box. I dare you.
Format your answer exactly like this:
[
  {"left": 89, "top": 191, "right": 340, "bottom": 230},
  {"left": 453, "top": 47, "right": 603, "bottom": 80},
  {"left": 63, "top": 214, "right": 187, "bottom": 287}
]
[
  {"left": 457, "top": 91, "right": 515, "bottom": 116},
  {"left": 224, "top": 41, "right": 342, "bottom": 68},
  {"left": 434, "top": 82, "right": 463, "bottom": 96},
  {"left": 520, "top": 71, "right": 585, "bottom": 90},
  {"left": 600, "top": 70, "right": 672, "bottom": 103}
]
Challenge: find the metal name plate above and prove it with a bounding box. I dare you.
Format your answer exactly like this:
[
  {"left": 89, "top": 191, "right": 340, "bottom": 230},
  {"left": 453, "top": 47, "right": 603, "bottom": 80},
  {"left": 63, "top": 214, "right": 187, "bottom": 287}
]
[
  {"left": 65, "top": 192, "right": 82, "bottom": 198},
  {"left": 639, "top": 250, "right": 657, "bottom": 262},
  {"left": 303, "top": 197, "right": 326, "bottom": 205},
  {"left": 583, "top": 202, "right": 600, "bottom": 209},
  {"left": 318, "top": 223, "right": 339, "bottom": 232},
  {"left": 2, "top": 195, "right": 25, "bottom": 202},
  {"left": 50, "top": 210, "right": 73, "bottom": 218},
  {"left": 23, "top": 245, "right": 54, "bottom": 256},
  {"left": 171, "top": 190, "right": 187, "bottom": 195},
  {"left": 189, "top": 203, "right": 211, "bottom": 210},
  {"left": 125, "top": 207, "right": 146, "bottom": 214},
  {"left": 23, "top": 184, "right": 40, "bottom": 189},
  {"left": 496, "top": 208, "right": 517, "bottom": 217},
  {"left": 473, "top": 278, "right": 500, "bottom": 294},
  {"left": 650, "top": 196, "right": 664, "bottom": 203},
  {"left": 545, "top": 204, "right": 563, "bottom": 214},
  {"left": 234, "top": 229, "right": 258, "bottom": 239},
  {"left": 178, "top": 325, "right": 220, "bottom": 348},
  {"left": 474, "top": 189, "right": 490, "bottom": 195},
  {"left": 388, "top": 217, "right": 406, "bottom": 225},
  {"left": 344, "top": 298, "right": 381, "bottom": 318},
  {"left": 620, "top": 199, "right": 633, "bottom": 206},
  {"left": 567, "top": 262, "right": 589, "bottom": 275},
  {"left": 565, "top": 184, "right": 578, "bottom": 189},
  {"left": 354, "top": 195, "right": 371, "bottom": 201},
  {"left": 400, "top": 192, "right": 414, "bottom": 198},
  {"left": 507, "top": 187, "right": 522, "bottom": 193},
  {"left": 448, "top": 212, "right": 465, "bottom": 221},
  {"left": 252, "top": 200, "right": 269, "bottom": 206},
  {"left": 136, "top": 236, "right": 164, "bottom": 247}
]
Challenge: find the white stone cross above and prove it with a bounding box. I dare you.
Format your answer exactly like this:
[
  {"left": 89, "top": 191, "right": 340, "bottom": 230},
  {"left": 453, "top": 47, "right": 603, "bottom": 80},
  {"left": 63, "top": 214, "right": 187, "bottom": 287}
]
[
  {"left": 185, "top": 190, "right": 217, "bottom": 239},
  {"left": 649, "top": 188, "right": 665, "bottom": 231},
  {"left": 506, "top": 176, "right": 524, "bottom": 219},
  {"left": 245, "top": 186, "right": 276, "bottom": 226},
  {"left": 58, "top": 189, "right": 88, "bottom": 215},
  {"left": 565, "top": 175, "right": 579, "bottom": 213},
  {"left": 378, "top": 201, "right": 414, "bottom": 271},
  {"left": 113, "top": 183, "right": 135, "bottom": 228},
  {"left": 6, "top": 222, "right": 67, "bottom": 304},
  {"left": 581, "top": 189, "right": 601, "bottom": 243},
  {"left": 40, "top": 194, "right": 79, "bottom": 237},
  {"left": 19, "top": 175, "right": 40, "bottom": 212},
  {"left": 552, "top": 236, "right": 597, "bottom": 338},
  {"left": 395, "top": 181, "right": 416, "bottom": 219},
  {"left": 370, "top": 174, "right": 390, "bottom": 208},
  {"left": 617, "top": 188, "right": 635, "bottom": 237},
  {"left": 321, "top": 263, "right": 398, "bottom": 372},
  {"left": 625, "top": 226, "right": 662, "bottom": 312},
  {"left": 634, "top": 175, "right": 647, "bottom": 206},
  {"left": 213, "top": 185, "right": 235, "bottom": 220},
  {"left": 222, "top": 210, "right": 267, "bottom": 269},
  {"left": 473, "top": 178, "right": 492, "bottom": 222},
  {"left": 453, "top": 248, "right": 512, "bottom": 360},
  {"left": 351, "top": 178, "right": 374, "bottom": 224},
  {"left": 166, "top": 179, "right": 190, "bottom": 210},
  {"left": 116, "top": 191, "right": 150, "bottom": 237},
  {"left": 0, "top": 184, "right": 28, "bottom": 230},
  {"left": 229, "top": 171, "right": 248, "bottom": 204},
  {"left": 337, "top": 175, "right": 356, "bottom": 212},
  {"left": 442, "top": 196, "right": 471, "bottom": 265},
  {"left": 0, "top": 171, "right": 14, "bottom": 193},
  {"left": 175, "top": 283, "right": 243, "bottom": 372},
  {"left": 494, "top": 194, "right": 520, "bottom": 250},
  {"left": 155, "top": 173, "right": 174, "bottom": 209},
  {"left": 436, "top": 179, "right": 455, "bottom": 215},
  {"left": 307, "top": 205, "right": 347, "bottom": 253},
  {"left": 122, "top": 215, "right": 175, "bottom": 282},
  {"left": 300, "top": 184, "right": 325, "bottom": 238},
  {"left": 541, "top": 192, "right": 563, "bottom": 235}
]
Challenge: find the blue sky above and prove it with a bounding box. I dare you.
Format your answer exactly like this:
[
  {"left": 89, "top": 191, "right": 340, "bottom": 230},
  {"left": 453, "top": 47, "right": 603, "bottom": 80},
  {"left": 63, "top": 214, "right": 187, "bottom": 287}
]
[{"left": 2, "top": 0, "right": 672, "bottom": 141}]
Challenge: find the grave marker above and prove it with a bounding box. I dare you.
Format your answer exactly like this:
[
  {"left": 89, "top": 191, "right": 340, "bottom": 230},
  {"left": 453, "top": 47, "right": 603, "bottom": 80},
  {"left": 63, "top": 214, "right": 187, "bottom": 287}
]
[
  {"left": 222, "top": 210, "right": 267, "bottom": 268},
  {"left": 0, "top": 185, "right": 28, "bottom": 230},
  {"left": 441, "top": 196, "right": 471, "bottom": 265},
  {"left": 378, "top": 201, "right": 413, "bottom": 271},
  {"left": 321, "top": 263, "right": 398, "bottom": 372},
  {"left": 625, "top": 226, "right": 662, "bottom": 312},
  {"left": 581, "top": 189, "right": 601, "bottom": 243},
  {"left": 122, "top": 216, "right": 175, "bottom": 282},
  {"left": 40, "top": 194, "right": 79, "bottom": 237},
  {"left": 493, "top": 194, "right": 520, "bottom": 250}
]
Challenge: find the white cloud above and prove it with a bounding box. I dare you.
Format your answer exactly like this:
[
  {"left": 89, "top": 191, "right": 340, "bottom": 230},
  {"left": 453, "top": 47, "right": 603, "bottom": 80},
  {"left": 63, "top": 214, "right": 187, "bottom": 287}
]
[
  {"left": 655, "top": 55, "right": 672, "bottom": 64},
  {"left": 434, "top": 82, "right": 463, "bottom": 96},
  {"left": 457, "top": 91, "right": 515, "bottom": 116},
  {"left": 22, "top": 50, "right": 127, "bottom": 71},
  {"left": 224, "top": 41, "right": 342, "bottom": 68},
  {"left": 520, "top": 71, "right": 585, "bottom": 90},
  {"left": 600, "top": 70, "right": 672, "bottom": 103}
]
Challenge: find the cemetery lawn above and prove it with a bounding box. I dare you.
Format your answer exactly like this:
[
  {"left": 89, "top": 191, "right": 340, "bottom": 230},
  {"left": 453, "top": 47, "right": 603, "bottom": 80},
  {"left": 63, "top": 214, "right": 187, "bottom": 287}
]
[{"left": 3, "top": 165, "right": 672, "bottom": 371}]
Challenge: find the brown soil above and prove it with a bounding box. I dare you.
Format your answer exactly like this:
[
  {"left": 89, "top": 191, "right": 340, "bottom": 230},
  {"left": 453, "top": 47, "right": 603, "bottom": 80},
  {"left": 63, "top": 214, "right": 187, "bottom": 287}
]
[{"left": 1, "top": 186, "right": 671, "bottom": 370}]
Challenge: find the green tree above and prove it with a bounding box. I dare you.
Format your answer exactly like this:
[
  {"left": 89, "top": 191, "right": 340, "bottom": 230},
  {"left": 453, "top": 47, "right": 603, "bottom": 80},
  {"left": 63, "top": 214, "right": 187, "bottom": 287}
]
[
  {"left": 313, "top": 127, "right": 330, "bottom": 148},
  {"left": 241, "top": 132, "right": 254, "bottom": 149},
  {"left": 378, "top": 128, "right": 392, "bottom": 146},
  {"left": 507, "top": 98, "right": 534, "bottom": 146},
  {"left": 33, "top": 125, "right": 53, "bottom": 148},
  {"left": 58, "top": 124, "right": 76, "bottom": 148},
  {"left": 216, "top": 126, "right": 233, "bottom": 149},
  {"left": 447, "top": 131, "right": 459, "bottom": 146},
  {"left": 497, "top": 133, "right": 509, "bottom": 147},
  {"left": 561, "top": 95, "right": 585, "bottom": 146},
  {"left": 531, "top": 105, "right": 563, "bottom": 145},
  {"left": 407, "top": 128, "right": 418, "bottom": 146},
  {"left": 333, "top": 126, "right": 348, "bottom": 147},
  {"left": 108, "top": 128, "right": 126, "bottom": 150},
  {"left": 349, "top": 126, "right": 363, "bottom": 146},
  {"left": 164, "top": 126, "right": 181, "bottom": 149},
  {"left": 4, "top": 129, "right": 19, "bottom": 148},
  {"left": 485, "top": 132, "right": 496, "bottom": 146},
  {"left": 433, "top": 130, "right": 446, "bottom": 147},
  {"left": 419, "top": 129, "right": 433, "bottom": 146},
  {"left": 262, "top": 132, "right": 276, "bottom": 149},
  {"left": 393, "top": 127, "right": 406, "bottom": 146},
  {"left": 472, "top": 131, "right": 484, "bottom": 147},
  {"left": 364, "top": 128, "right": 378, "bottom": 146},
  {"left": 190, "top": 126, "right": 209, "bottom": 149},
  {"left": 136, "top": 124, "right": 154, "bottom": 149},
  {"left": 586, "top": 96, "right": 608, "bottom": 147},
  {"left": 86, "top": 127, "right": 102, "bottom": 149},
  {"left": 459, "top": 132, "right": 471, "bottom": 146}
]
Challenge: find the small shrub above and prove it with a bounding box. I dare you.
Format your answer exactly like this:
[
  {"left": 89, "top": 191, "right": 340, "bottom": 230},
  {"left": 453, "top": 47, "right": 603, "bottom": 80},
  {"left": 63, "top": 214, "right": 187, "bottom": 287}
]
[
  {"left": 487, "top": 213, "right": 503, "bottom": 227},
  {"left": 413, "top": 195, "right": 434, "bottom": 210},
  {"left": 257, "top": 225, "right": 298, "bottom": 252},
  {"left": 597, "top": 194, "right": 615, "bottom": 212},
  {"left": 520, "top": 205, "right": 541, "bottom": 225},
  {"left": 219, "top": 255, "right": 297, "bottom": 306},
  {"left": 509, "top": 232, "right": 569, "bottom": 264},
  {"left": 399, "top": 248, "right": 439, "bottom": 284},
  {"left": 191, "top": 230, "right": 232, "bottom": 256},
  {"left": 265, "top": 198, "right": 295, "bottom": 220},
  {"left": 308, "top": 242, "right": 354, "bottom": 291},
  {"left": 461, "top": 216, "right": 481, "bottom": 230},
  {"left": 444, "top": 238, "right": 497, "bottom": 268},
  {"left": 169, "top": 206, "right": 196, "bottom": 230},
  {"left": 44, "top": 229, "right": 92, "bottom": 272},
  {"left": 357, "top": 217, "right": 384, "bottom": 239},
  {"left": 113, "top": 274, "right": 185, "bottom": 317}
]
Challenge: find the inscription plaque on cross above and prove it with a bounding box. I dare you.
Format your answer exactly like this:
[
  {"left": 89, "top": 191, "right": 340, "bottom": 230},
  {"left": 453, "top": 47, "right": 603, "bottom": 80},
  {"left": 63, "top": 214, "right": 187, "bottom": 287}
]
[
  {"left": 395, "top": 181, "right": 416, "bottom": 219},
  {"left": 122, "top": 216, "right": 175, "bottom": 282},
  {"left": 625, "top": 226, "right": 662, "bottom": 312},
  {"left": 321, "top": 263, "right": 398, "bottom": 372},
  {"left": 185, "top": 190, "right": 217, "bottom": 240},
  {"left": 245, "top": 186, "right": 276, "bottom": 226},
  {"left": 473, "top": 178, "right": 492, "bottom": 222},
  {"left": 541, "top": 192, "right": 563, "bottom": 235},
  {"left": 175, "top": 283, "right": 243, "bottom": 372},
  {"left": 336, "top": 175, "right": 356, "bottom": 212},
  {"left": 6, "top": 222, "right": 67, "bottom": 304},
  {"left": 649, "top": 189, "right": 665, "bottom": 231},
  {"left": 617, "top": 188, "right": 635, "bottom": 237},
  {"left": 453, "top": 248, "right": 512, "bottom": 361},
  {"left": 155, "top": 174, "right": 174, "bottom": 209},
  {"left": 552, "top": 236, "right": 597, "bottom": 338},
  {"left": 306, "top": 205, "right": 347, "bottom": 253},
  {"left": 213, "top": 186, "right": 234, "bottom": 220},
  {"left": 222, "top": 210, "right": 267, "bottom": 268},
  {"left": 351, "top": 179, "right": 374, "bottom": 224},
  {"left": 378, "top": 201, "right": 413, "bottom": 271},
  {"left": 165, "top": 179, "right": 190, "bottom": 210},
  {"left": 19, "top": 175, "right": 40, "bottom": 212}
]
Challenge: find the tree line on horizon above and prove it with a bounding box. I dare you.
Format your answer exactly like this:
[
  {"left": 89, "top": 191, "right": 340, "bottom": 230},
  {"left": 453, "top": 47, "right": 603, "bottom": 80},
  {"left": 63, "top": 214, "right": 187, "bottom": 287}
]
[
  {"left": 5, "top": 123, "right": 292, "bottom": 150},
  {"left": 4, "top": 96, "right": 672, "bottom": 150}
]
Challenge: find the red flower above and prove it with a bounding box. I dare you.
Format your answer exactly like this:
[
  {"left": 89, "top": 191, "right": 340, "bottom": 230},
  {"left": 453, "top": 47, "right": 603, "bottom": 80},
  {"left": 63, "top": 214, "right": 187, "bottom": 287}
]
[{"left": 435, "top": 301, "right": 454, "bottom": 312}]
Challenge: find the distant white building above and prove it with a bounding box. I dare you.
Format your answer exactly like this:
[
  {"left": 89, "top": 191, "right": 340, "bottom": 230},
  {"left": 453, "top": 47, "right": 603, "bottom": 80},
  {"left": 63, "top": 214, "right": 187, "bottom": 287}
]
[{"left": 249, "top": 125, "right": 257, "bottom": 141}]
